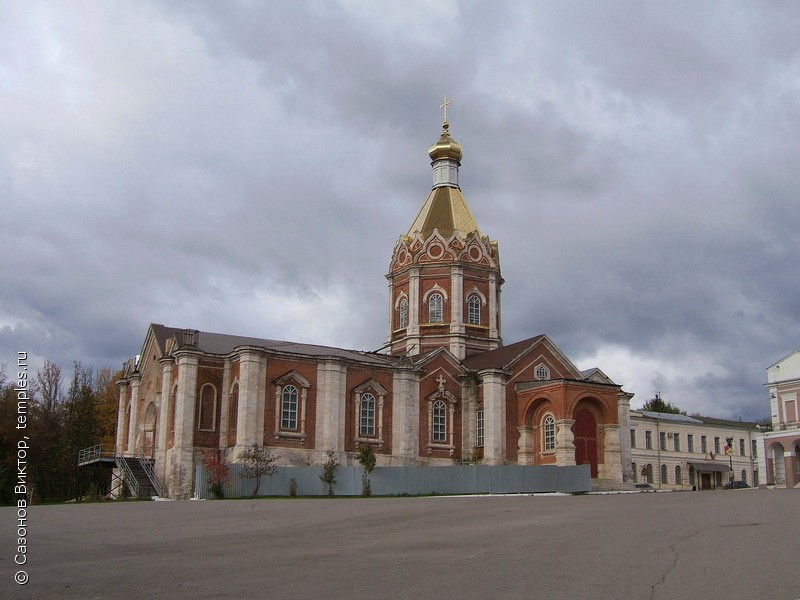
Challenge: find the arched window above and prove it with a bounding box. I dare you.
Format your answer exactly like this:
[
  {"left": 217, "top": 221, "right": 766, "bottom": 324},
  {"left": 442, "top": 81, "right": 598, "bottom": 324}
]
[
  {"left": 645, "top": 464, "right": 653, "bottom": 484},
  {"left": 429, "top": 293, "right": 443, "bottom": 323},
  {"left": 542, "top": 414, "right": 556, "bottom": 451},
  {"left": 399, "top": 297, "right": 408, "bottom": 329},
  {"left": 661, "top": 464, "right": 668, "bottom": 484},
  {"left": 689, "top": 465, "right": 695, "bottom": 485},
  {"left": 467, "top": 294, "right": 481, "bottom": 325},
  {"left": 675, "top": 465, "right": 682, "bottom": 486},
  {"left": 229, "top": 384, "right": 239, "bottom": 432},
  {"left": 432, "top": 400, "right": 447, "bottom": 442},
  {"left": 631, "top": 462, "right": 638, "bottom": 483},
  {"left": 741, "top": 469, "right": 747, "bottom": 484},
  {"left": 360, "top": 393, "right": 376, "bottom": 437},
  {"left": 281, "top": 385, "right": 299, "bottom": 430},
  {"left": 198, "top": 384, "right": 217, "bottom": 431}
]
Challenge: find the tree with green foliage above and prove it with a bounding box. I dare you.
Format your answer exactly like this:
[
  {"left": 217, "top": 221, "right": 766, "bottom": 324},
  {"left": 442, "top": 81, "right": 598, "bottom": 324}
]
[
  {"left": 641, "top": 393, "right": 686, "bottom": 415},
  {"left": 319, "top": 450, "right": 338, "bottom": 497},
  {"left": 239, "top": 442, "right": 279, "bottom": 496},
  {"left": 356, "top": 444, "right": 376, "bottom": 497}
]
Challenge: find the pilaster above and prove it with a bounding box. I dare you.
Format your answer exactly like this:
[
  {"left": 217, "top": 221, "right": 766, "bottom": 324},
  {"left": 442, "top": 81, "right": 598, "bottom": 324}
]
[
  {"left": 170, "top": 351, "right": 199, "bottom": 498},
  {"left": 391, "top": 368, "right": 420, "bottom": 465},
  {"left": 126, "top": 374, "right": 141, "bottom": 455},
  {"left": 115, "top": 380, "right": 129, "bottom": 455},
  {"left": 315, "top": 360, "right": 348, "bottom": 463},
  {"left": 235, "top": 348, "right": 267, "bottom": 453},
  {"left": 481, "top": 369, "right": 507, "bottom": 465},
  {"left": 155, "top": 357, "right": 174, "bottom": 481},
  {"left": 617, "top": 391, "right": 633, "bottom": 481}
]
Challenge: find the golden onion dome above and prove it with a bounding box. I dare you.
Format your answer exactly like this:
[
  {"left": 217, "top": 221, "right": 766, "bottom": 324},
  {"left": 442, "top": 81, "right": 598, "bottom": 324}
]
[{"left": 428, "top": 122, "right": 462, "bottom": 163}]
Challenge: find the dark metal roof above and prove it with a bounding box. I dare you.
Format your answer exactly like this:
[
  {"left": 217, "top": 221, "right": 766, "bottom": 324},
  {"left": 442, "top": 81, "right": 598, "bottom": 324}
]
[
  {"left": 163, "top": 324, "right": 402, "bottom": 368},
  {"left": 461, "top": 335, "right": 545, "bottom": 371}
]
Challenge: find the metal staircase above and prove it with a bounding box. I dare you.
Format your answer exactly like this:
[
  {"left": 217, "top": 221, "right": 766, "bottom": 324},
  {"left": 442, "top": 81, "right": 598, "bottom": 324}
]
[{"left": 78, "top": 444, "right": 165, "bottom": 499}]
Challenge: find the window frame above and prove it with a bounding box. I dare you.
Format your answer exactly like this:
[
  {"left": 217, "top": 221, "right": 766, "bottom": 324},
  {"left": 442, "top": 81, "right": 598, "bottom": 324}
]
[
  {"left": 197, "top": 383, "right": 217, "bottom": 432},
  {"left": 467, "top": 293, "right": 481, "bottom": 325},
  {"left": 428, "top": 292, "right": 444, "bottom": 323},
  {"left": 542, "top": 414, "right": 556, "bottom": 452},
  {"left": 281, "top": 384, "right": 299, "bottom": 430}
]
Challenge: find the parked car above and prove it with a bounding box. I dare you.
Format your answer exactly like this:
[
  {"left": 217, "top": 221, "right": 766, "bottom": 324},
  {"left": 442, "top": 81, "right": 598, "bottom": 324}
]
[{"left": 723, "top": 480, "right": 749, "bottom": 489}]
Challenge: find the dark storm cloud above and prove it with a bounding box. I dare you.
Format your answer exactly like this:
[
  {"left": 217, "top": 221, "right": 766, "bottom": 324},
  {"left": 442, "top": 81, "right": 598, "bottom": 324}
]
[{"left": 2, "top": 1, "right": 799, "bottom": 420}]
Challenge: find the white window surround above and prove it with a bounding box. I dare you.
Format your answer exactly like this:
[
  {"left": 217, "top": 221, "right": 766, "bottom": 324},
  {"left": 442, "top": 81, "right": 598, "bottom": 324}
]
[
  {"left": 426, "top": 384, "right": 459, "bottom": 455},
  {"left": 422, "top": 284, "right": 449, "bottom": 304},
  {"left": 542, "top": 414, "right": 556, "bottom": 452},
  {"left": 353, "top": 379, "right": 388, "bottom": 447},
  {"left": 273, "top": 371, "right": 311, "bottom": 444},
  {"left": 467, "top": 293, "right": 481, "bottom": 325},
  {"left": 428, "top": 293, "right": 444, "bottom": 323},
  {"left": 395, "top": 293, "right": 409, "bottom": 329},
  {"left": 535, "top": 364, "right": 550, "bottom": 381}
]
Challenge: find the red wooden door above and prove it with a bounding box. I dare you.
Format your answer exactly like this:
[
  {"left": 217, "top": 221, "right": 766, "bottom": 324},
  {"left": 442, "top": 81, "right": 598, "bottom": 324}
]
[{"left": 572, "top": 408, "right": 599, "bottom": 478}]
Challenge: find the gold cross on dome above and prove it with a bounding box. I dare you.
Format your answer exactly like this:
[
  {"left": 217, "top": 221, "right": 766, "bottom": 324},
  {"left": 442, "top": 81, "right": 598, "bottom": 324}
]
[{"left": 440, "top": 96, "right": 451, "bottom": 124}]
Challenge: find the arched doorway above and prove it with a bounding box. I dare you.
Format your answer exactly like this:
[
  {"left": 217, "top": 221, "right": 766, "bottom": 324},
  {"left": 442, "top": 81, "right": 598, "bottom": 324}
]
[
  {"left": 768, "top": 442, "right": 786, "bottom": 485},
  {"left": 572, "top": 408, "right": 598, "bottom": 477}
]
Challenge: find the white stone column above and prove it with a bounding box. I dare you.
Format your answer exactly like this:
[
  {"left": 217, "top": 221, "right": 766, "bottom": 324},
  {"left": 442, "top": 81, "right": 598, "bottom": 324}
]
[
  {"left": 460, "top": 377, "right": 476, "bottom": 458},
  {"left": 449, "top": 266, "right": 465, "bottom": 359},
  {"left": 391, "top": 368, "right": 420, "bottom": 465},
  {"left": 517, "top": 425, "right": 534, "bottom": 465},
  {"left": 555, "top": 418, "right": 576, "bottom": 466},
  {"left": 218, "top": 360, "right": 231, "bottom": 452},
  {"left": 315, "top": 360, "right": 347, "bottom": 463},
  {"left": 407, "top": 267, "right": 421, "bottom": 354},
  {"left": 600, "top": 424, "right": 622, "bottom": 481},
  {"left": 126, "top": 374, "right": 141, "bottom": 455},
  {"left": 156, "top": 357, "right": 173, "bottom": 481},
  {"left": 236, "top": 348, "right": 267, "bottom": 453},
  {"left": 169, "top": 351, "right": 199, "bottom": 499},
  {"left": 617, "top": 391, "right": 633, "bottom": 481},
  {"left": 488, "top": 273, "right": 499, "bottom": 342},
  {"left": 115, "top": 380, "right": 129, "bottom": 455},
  {"left": 481, "top": 369, "right": 507, "bottom": 465}
]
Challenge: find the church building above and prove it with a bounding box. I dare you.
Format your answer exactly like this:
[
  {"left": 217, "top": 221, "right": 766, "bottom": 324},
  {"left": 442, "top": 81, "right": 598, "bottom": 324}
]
[{"left": 115, "top": 106, "right": 633, "bottom": 498}]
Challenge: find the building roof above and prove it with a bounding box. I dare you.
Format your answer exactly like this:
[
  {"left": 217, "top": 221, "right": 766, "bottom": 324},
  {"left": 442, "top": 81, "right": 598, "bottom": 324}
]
[
  {"left": 405, "top": 186, "right": 481, "bottom": 239},
  {"left": 634, "top": 411, "right": 758, "bottom": 429},
  {"left": 461, "top": 335, "right": 546, "bottom": 371},
  {"left": 156, "top": 324, "right": 402, "bottom": 368},
  {"left": 638, "top": 411, "right": 703, "bottom": 424}
]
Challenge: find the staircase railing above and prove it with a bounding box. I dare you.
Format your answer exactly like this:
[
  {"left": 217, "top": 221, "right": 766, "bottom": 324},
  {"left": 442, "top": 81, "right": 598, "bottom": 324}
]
[
  {"left": 115, "top": 456, "right": 139, "bottom": 497},
  {"left": 137, "top": 449, "right": 166, "bottom": 498}
]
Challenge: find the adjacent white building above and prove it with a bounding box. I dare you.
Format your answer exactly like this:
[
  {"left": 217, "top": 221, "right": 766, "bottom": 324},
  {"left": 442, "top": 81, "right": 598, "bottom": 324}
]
[{"left": 630, "top": 411, "right": 760, "bottom": 490}]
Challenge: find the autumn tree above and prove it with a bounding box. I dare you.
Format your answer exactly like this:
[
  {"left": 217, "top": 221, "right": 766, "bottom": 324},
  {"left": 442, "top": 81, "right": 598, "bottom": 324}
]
[
  {"left": 356, "top": 444, "right": 376, "bottom": 497},
  {"left": 319, "top": 450, "right": 338, "bottom": 497},
  {"left": 202, "top": 449, "right": 230, "bottom": 499},
  {"left": 239, "top": 442, "right": 280, "bottom": 496}
]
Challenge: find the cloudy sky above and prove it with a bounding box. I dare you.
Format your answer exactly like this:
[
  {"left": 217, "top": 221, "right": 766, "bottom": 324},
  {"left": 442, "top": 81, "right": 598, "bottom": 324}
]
[{"left": 3, "top": 1, "right": 800, "bottom": 420}]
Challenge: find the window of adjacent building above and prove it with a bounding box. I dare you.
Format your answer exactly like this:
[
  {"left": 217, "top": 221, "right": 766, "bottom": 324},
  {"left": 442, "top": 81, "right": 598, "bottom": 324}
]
[
  {"left": 543, "top": 414, "right": 556, "bottom": 452},
  {"left": 630, "top": 429, "right": 636, "bottom": 448},
  {"left": 467, "top": 294, "right": 481, "bottom": 325},
  {"left": 714, "top": 437, "right": 720, "bottom": 454},
  {"left": 672, "top": 433, "right": 680, "bottom": 452},
  {"left": 687, "top": 434, "right": 694, "bottom": 453},
  {"left": 689, "top": 466, "right": 695, "bottom": 485},
  {"left": 645, "top": 464, "right": 653, "bottom": 484},
  {"left": 739, "top": 438, "right": 745, "bottom": 456},
  {"left": 631, "top": 462, "right": 638, "bottom": 483},
  {"left": 751, "top": 439, "right": 757, "bottom": 458},
  {"left": 675, "top": 465, "right": 682, "bottom": 486},
  {"left": 432, "top": 399, "right": 447, "bottom": 442},
  {"left": 753, "top": 469, "right": 759, "bottom": 486},
  {"left": 281, "top": 385, "right": 299, "bottom": 430},
  {"left": 661, "top": 464, "right": 668, "bottom": 484},
  {"left": 701, "top": 435, "right": 708, "bottom": 454},
  {"left": 360, "top": 393, "right": 376, "bottom": 437},
  {"left": 645, "top": 430, "right": 653, "bottom": 449},
  {"left": 741, "top": 469, "right": 747, "bottom": 484},
  {"left": 198, "top": 383, "right": 217, "bottom": 431},
  {"left": 535, "top": 364, "right": 550, "bottom": 381},
  {"left": 659, "top": 432, "right": 667, "bottom": 451},
  {"left": 428, "top": 293, "right": 444, "bottom": 323},
  {"left": 476, "top": 410, "right": 484, "bottom": 448},
  {"left": 229, "top": 384, "right": 239, "bottom": 432},
  {"left": 399, "top": 297, "right": 408, "bottom": 329}
]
